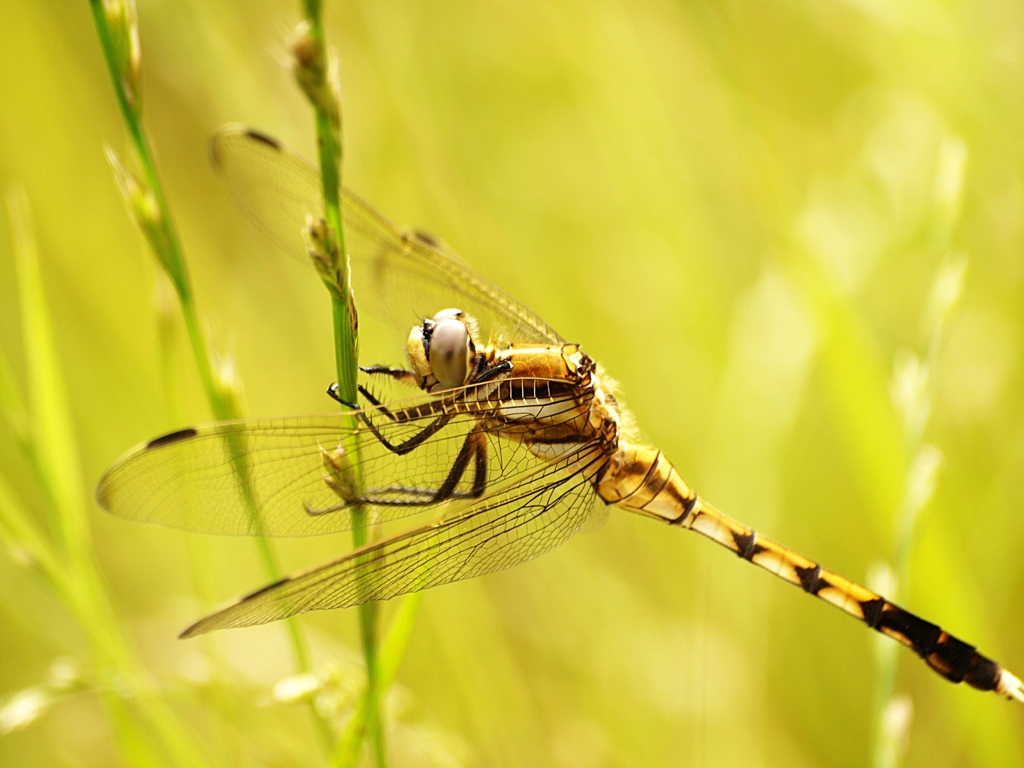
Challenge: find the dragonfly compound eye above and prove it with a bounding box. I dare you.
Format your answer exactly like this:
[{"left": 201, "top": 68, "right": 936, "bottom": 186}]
[{"left": 428, "top": 317, "right": 474, "bottom": 389}]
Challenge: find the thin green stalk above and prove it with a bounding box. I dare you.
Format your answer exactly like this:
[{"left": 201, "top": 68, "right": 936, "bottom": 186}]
[
  {"left": 156, "top": 257, "right": 239, "bottom": 761},
  {"left": 871, "top": 142, "right": 969, "bottom": 768},
  {"left": 10, "top": 192, "right": 90, "bottom": 573},
  {"left": 290, "top": 6, "right": 387, "bottom": 766},
  {"left": 331, "top": 593, "right": 422, "bottom": 767},
  {"left": 88, "top": 0, "right": 331, "bottom": 749},
  {"left": 871, "top": 256, "right": 968, "bottom": 765},
  {"left": 332, "top": 298, "right": 384, "bottom": 767},
  {"left": 0, "top": 472, "right": 73, "bottom": 607},
  {"left": 3, "top": 190, "right": 216, "bottom": 767}
]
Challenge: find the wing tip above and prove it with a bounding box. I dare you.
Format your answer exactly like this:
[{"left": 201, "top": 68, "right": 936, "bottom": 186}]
[
  {"left": 178, "top": 607, "right": 234, "bottom": 639},
  {"left": 208, "top": 124, "right": 283, "bottom": 169},
  {"left": 96, "top": 427, "right": 199, "bottom": 516},
  {"left": 179, "top": 575, "right": 294, "bottom": 639},
  {"left": 94, "top": 473, "right": 114, "bottom": 512}
]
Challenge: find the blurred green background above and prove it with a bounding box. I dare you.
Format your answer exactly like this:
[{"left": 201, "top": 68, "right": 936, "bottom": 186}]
[{"left": 2, "top": 1, "right": 1023, "bottom": 766}]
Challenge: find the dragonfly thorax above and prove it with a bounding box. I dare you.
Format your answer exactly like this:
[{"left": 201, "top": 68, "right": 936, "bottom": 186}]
[{"left": 407, "top": 308, "right": 480, "bottom": 391}]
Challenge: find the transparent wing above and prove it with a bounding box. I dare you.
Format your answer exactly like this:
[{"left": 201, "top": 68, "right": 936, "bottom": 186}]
[
  {"left": 96, "top": 385, "right": 591, "bottom": 538},
  {"left": 181, "top": 444, "right": 609, "bottom": 636},
  {"left": 209, "top": 126, "right": 563, "bottom": 345}
]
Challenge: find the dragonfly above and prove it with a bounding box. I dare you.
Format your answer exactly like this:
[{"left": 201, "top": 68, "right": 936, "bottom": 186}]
[{"left": 97, "top": 126, "right": 1023, "bottom": 703}]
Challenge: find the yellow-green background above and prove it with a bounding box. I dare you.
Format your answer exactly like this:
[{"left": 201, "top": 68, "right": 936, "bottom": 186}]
[{"left": 2, "top": 1, "right": 1023, "bottom": 766}]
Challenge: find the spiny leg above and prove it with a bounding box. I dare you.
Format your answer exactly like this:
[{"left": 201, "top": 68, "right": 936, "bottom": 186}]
[
  {"left": 360, "top": 409, "right": 455, "bottom": 455},
  {"left": 307, "top": 425, "right": 489, "bottom": 516},
  {"left": 355, "top": 366, "right": 418, "bottom": 421},
  {"left": 359, "top": 424, "right": 488, "bottom": 506},
  {"left": 351, "top": 360, "right": 515, "bottom": 454},
  {"left": 327, "top": 365, "right": 425, "bottom": 416},
  {"left": 351, "top": 359, "right": 513, "bottom": 425},
  {"left": 328, "top": 369, "right": 454, "bottom": 453},
  {"left": 420, "top": 424, "right": 488, "bottom": 503},
  {"left": 360, "top": 364, "right": 419, "bottom": 387},
  {"left": 327, "top": 369, "right": 425, "bottom": 418},
  {"left": 670, "top": 496, "right": 1024, "bottom": 702}
]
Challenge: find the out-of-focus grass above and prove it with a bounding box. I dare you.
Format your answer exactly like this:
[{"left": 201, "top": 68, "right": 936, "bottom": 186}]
[{"left": 1, "top": 2, "right": 1023, "bottom": 767}]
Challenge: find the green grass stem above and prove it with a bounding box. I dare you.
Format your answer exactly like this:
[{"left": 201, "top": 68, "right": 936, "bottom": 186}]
[
  {"left": 88, "top": 0, "right": 332, "bottom": 751},
  {"left": 331, "top": 593, "right": 423, "bottom": 768},
  {"left": 870, "top": 143, "right": 969, "bottom": 768},
  {"left": 2, "top": 190, "right": 217, "bottom": 767},
  {"left": 289, "top": 6, "right": 393, "bottom": 766}
]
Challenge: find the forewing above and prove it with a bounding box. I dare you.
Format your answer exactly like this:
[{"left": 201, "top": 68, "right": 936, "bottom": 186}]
[
  {"left": 97, "top": 413, "right": 446, "bottom": 537},
  {"left": 96, "top": 385, "right": 589, "bottom": 538},
  {"left": 181, "top": 444, "right": 609, "bottom": 635},
  {"left": 209, "top": 126, "right": 563, "bottom": 345}
]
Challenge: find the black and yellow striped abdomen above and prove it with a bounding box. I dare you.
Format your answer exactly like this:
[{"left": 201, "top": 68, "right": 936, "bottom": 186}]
[{"left": 597, "top": 441, "right": 1023, "bottom": 701}]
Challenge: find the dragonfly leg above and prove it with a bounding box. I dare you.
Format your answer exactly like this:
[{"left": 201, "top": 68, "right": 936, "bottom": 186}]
[
  {"left": 355, "top": 383, "right": 407, "bottom": 423},
  {"left": 326, "top": 366, "right": 420, "bottom": 411},
  {"left": 328, "top": 376, "right": 441, "bottom": 423},
  {"left": 368, "top": 424, "right": 488, "bottom": 505},
  {"left": 359, "top": 364, "right": 420, "bottom": 388},
  {"left": 355, "top": 359, "right": 514, "bottom": 442},
  {"left": 431, "top": 424, "right": 488, "bottom": 502},
  {"left": 358, "top": 359, "right": 514, "bottom": 423},
  {"left": 307, "top": 424, "right": 488, "bottom": 515},
  {"left": 325, "top": 355, "right": 517, "bottom": 466},
  {"left": 325, "top": 383, "right": 358, "bottom": 409},
  {"left": 360, "top": 409, "right": 456, "bottom": 455},
  {"left": 475, "top": 358, "right": 514, "bottom": 383}
]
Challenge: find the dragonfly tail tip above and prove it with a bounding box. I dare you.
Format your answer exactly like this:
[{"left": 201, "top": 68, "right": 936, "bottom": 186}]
[{"left": 997, "top": 668, "right": 1024, "bottom": 703}]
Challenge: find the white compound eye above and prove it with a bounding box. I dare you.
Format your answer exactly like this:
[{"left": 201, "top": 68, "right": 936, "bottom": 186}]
[{"left": 428, "top": 316, "right": 473, "bottom": 389}]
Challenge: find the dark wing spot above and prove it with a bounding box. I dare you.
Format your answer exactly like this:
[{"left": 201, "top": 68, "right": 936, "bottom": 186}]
[
  {"left": 245, "top": 129, "right": 282, "bottom": 150},
  {"left": 146, "top": 427, "right": 198, "bottom": 449},
  {"left": 242, "top": 576, "right": 290, "bottom": 600},
  {"left": 410, "top": 229, "right": 440, "bottom": 248}
]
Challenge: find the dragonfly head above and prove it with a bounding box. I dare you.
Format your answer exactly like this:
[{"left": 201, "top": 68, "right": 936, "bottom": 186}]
[{"left": 408, "top": 308, "right": 479, "bottom": 391}]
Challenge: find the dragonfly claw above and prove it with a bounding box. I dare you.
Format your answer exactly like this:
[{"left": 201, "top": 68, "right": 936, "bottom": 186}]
[{"left": 326, "top": 383, "right": 358, "bottom": 409}]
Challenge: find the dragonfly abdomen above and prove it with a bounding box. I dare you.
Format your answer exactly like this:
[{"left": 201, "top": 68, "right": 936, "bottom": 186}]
[
  {"left": 596, "top": 443, "right": 698, "bottom": 519},
  {"left": 599, "top": 443, "right": 1024, "bottom": 701},
  {"left": 681, "top": 497, "right": 1023, "bottom": 699}
]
